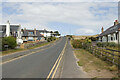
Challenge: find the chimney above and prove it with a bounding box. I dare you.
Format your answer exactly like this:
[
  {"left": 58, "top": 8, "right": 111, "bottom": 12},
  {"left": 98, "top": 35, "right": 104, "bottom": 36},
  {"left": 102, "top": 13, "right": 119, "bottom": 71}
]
[
  {"left": 6, "top": 20, "right": 10, "bottom": 37},
  {"left": 101, "top": 27, "right": 104, "bottom": 33},
  {"left": 114, "top": 20, "right": 119, "bottom": 26},
  {"left": 34, "top": 28, "right": 36, "bottom": 35}
]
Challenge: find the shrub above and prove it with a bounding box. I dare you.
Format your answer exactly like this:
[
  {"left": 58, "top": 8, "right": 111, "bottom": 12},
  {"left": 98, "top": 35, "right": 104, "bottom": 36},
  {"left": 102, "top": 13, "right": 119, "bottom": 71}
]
[
  {"left": 47, "top": 38, "right": 51, "bottom": 42},
  {"left": 44, "top": 37, "right": 47, "bottom": 40},
  {"left": 108, "top": 42, "right": 117, "bottom": 47},
  {"left": 47, "top": 37, "right": 56, "bottom": 42},
  {"left": 89, "top": 37, "right": 97, "bottom": 41},
  {"left": 51, "top": 37, "right": 56, "bottom": 40},
  {"left": 96, "top": 42, "right": 118, "bottom": 48},
  {"left": 72, "top": 40, "right": 83, "bottom": 48},
  {"left": 72, "top": 39, "right": 91, "bottom": 49},
  {"left": 2, "top": 36, "right": 17, "bottom": 51},
  {"left": 96, "top": 42, "right": 102, "bottom": 47}
]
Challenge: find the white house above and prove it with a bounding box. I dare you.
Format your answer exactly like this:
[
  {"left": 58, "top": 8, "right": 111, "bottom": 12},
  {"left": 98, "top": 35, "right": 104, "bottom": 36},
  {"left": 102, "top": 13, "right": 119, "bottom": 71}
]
[
  {"left": 0, "top": 21, "right": 23, "bottom": 44},
  {"left": 38, "top": 29, "right": 51, "bottom": 38},
  {"left": 98, "top": 20, "right": 120, "bottom": 44}
]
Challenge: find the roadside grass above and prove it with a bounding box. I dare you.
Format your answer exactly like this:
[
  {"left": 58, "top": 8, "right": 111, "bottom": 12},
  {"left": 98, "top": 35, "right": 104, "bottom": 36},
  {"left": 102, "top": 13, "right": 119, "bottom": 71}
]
[
  {"left": 74, "top": 49, "right": 118, "bottom": 78},
  {"left": 1, "top": 48, "right": 26, "bottom": 56},
  {"left": 2, "top": 39, "right": 59, "bottom": 56}
]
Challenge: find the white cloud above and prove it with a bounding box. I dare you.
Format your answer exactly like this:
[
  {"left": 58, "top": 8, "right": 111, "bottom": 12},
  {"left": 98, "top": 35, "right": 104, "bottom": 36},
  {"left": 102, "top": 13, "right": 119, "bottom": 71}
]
[
  {"left": 2, "top": 0, "right": 119, "bottom": 2},
  {"left": 2, "top": 2, "right": 118, "bottom": 35}
]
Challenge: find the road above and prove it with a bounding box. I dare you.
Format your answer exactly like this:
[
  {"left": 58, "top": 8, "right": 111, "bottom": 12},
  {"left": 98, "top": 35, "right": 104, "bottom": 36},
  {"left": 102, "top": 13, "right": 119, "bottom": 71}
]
[{"left": 2, "top": 37, "right": 66, "bottom": 78}]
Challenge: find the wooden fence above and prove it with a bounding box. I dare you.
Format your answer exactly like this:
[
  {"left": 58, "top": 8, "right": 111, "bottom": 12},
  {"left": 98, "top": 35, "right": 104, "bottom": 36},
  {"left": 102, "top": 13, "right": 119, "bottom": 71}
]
[{"left": 82, "top": 43, "right": 120, "bottom": 66}]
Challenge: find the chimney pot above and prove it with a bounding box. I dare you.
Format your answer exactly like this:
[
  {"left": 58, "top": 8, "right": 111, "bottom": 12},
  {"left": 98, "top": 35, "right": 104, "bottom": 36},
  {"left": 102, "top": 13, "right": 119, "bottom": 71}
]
[{"left": 114, "top": 20, "right": 119, "bottom": 26}]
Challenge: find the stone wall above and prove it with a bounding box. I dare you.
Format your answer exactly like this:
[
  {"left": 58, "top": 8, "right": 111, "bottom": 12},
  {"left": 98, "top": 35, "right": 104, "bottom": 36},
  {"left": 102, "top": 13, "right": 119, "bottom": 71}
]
[{"left": 20, "top": 41, "right": 47, "bottom": 49}]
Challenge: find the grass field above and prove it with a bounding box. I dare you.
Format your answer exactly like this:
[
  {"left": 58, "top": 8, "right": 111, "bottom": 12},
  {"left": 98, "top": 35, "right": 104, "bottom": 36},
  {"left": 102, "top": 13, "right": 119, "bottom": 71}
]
[{"left": 74, "top": 49, "right": 118, "bottom": 78}]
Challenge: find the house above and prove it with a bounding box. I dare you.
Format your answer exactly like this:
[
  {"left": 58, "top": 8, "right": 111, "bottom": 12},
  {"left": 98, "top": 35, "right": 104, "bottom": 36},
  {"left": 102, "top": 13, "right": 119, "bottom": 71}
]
[
  {"left": 0, "top": 21, "right": 23, "bottom": 44},
  {"left": 98, "top": 20, "right": 120, "bottom": 44},
  {"left": 38, "top": 29, "right": 51, "bottom": 38},
  {"left": 21, "top": 28, "right": 45, "bottom": 42}
]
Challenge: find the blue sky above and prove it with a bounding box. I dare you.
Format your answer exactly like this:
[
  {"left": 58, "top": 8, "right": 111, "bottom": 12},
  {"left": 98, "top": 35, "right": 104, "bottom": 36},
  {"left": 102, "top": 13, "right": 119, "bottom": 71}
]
[{"left": 1, "top": 2, "right": 118, "bottom": 36}]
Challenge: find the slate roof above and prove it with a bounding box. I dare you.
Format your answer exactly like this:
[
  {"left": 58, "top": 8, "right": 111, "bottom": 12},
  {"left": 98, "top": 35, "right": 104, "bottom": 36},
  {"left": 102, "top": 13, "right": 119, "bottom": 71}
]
[{"left": 98, "top": 23, "right": 120, "bottom": 37}]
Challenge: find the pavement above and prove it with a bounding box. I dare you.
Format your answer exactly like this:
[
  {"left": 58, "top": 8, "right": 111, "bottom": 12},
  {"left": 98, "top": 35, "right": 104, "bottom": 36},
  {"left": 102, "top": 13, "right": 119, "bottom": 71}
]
[
  {"left": 55, "top": 40, "right": 88, "bottom": 78},
  {"left": 2, "top": 37, "right": 66, "bottom": 78}
]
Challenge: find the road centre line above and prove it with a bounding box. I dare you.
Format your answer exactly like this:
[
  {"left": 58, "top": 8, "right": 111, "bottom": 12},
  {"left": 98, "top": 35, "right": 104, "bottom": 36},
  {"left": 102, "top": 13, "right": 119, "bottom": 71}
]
[{"left": 46, "top": 38, "right": 67, "bottom": 80}]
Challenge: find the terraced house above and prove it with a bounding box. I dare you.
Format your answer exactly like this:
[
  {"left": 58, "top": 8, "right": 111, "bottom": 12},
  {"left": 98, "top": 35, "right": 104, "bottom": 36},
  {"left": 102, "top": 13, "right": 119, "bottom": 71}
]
[
  {"left": 98, "top": 20, "right": 120, "bottom": 44},
  {"left": 21, "top": 28, "right": 45, "bottom": 42}
]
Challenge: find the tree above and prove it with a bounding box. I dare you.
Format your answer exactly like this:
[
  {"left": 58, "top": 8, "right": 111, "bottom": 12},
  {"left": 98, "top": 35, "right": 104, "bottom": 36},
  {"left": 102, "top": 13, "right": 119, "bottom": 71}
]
[
  {"left": 54, "top": 31, "right": 60, "bottom": 36},
  {"left": 50, "top": 31, "right": 53, "bottom": 37},
  {"left": 54, "top": 31, "right": 59, "bottom": 34}
]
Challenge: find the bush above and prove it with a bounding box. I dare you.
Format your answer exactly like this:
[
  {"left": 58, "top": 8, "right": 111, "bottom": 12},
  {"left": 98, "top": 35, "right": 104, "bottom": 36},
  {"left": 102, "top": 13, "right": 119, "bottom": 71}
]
[
  {"left": 72, "top": 39, "right": 91, "bottom": 48},
  {"left": 89, "top": 37, "right": 97, "bottom": 41},
  {"left": 44, "top": 37, "right": 47, "bottom": 40},
  {"left": 2, "top": 36, "right": 17, "bottom": 51},
  {"left": 47, "top": 38, "right": 51, "bottom": 42},
  {"left": 47, "top": 37, "right": 56, "bottom": 42},
  {"left": 96, "top": 42, "right": 108, "bottom": 47},
  {"left": 108, "top": 42, "right": 117, "bottom": 47},
  {"left": 72, "top": 40, "right": 83, "bottom": 48},
  {"left": 96, "top": 42, "right": 118, "bottom": 48}
]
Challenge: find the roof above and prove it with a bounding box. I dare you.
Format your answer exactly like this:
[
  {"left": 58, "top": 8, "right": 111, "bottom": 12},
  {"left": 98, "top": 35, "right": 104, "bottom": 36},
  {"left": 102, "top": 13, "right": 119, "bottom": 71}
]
[{"left": 98, "top": 23, "right": 120, "bottom": 37}]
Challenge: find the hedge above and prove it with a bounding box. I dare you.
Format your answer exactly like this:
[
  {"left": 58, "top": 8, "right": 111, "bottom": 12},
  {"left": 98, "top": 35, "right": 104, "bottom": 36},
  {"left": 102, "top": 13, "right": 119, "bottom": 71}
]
[
  {"left": 96, "top": 42, "right": 119, "bottom": 47},
  {"left": 2, "top": 36, "right": 17, "bottom": 51}
]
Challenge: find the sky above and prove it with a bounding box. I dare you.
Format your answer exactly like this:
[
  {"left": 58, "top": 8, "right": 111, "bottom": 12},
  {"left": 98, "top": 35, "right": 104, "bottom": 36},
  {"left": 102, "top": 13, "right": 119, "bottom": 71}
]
[{"left": 0, "top": 0, "right": 119, "bottom": 36}]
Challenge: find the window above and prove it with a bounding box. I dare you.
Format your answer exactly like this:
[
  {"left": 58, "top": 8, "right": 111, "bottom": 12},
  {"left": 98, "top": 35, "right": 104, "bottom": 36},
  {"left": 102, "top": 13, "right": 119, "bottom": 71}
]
[
  {"left": 28, "top": 32, "right": 34, "bottom": 35},
  {"left": 111, "top": 37, "right": 113, "bottom": 41}
]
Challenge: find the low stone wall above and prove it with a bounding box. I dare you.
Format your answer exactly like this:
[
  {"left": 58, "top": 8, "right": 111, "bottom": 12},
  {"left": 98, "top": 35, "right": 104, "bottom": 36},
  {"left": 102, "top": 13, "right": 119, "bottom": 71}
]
[{"left": 20, "top": 41, "right": 47, "bottom": 49}]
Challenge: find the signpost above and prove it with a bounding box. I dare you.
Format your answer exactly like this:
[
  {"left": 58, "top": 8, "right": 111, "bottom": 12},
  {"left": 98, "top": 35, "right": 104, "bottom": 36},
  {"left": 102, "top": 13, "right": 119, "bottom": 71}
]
[{"left": 4, "top": 45, "right": 8, "bottom": 50}]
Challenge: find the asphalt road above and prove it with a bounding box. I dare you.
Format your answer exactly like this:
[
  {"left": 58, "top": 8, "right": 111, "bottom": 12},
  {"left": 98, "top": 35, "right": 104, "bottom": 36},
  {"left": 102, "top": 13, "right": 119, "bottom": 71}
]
[
  {"left": 2, "top": 37, "right": 66, "bottom": 78},
  {"left": 2, "top": 38, "right": 61, "bottom": 62}
]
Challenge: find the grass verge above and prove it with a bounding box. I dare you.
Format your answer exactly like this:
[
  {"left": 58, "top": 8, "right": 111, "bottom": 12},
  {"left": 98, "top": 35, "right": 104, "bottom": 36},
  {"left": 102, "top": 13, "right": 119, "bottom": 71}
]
[
  {"left": 74, "top": 49, "right": 118, "bottom": 78},
  {"left": 1, "top": 39, "right": 58, "bottom": 56}
]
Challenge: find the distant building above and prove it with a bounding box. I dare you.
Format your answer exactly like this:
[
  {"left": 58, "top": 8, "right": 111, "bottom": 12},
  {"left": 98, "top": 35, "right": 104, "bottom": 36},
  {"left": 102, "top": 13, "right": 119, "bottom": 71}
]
[
  {"left": 98, "top": 20, "right": 120, "bottom": 44},
  {"left": 0, "top": 21, "right": 23, "bottom": 44},
  {"left": 21, "top": 28, "right": 45, "bottom": 42},
  {"left": 38, "top": 29, "right": 51, "bottom": 38}
]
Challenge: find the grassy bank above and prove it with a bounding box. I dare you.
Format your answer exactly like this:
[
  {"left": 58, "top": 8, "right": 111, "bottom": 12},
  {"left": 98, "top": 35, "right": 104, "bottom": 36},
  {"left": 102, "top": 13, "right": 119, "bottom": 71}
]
[
  {"left": 1, "top": 39, "right": 58, "bottom": 56},
  {"left": 74, "top": 49, "right": 118, "bottom": 78}
]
